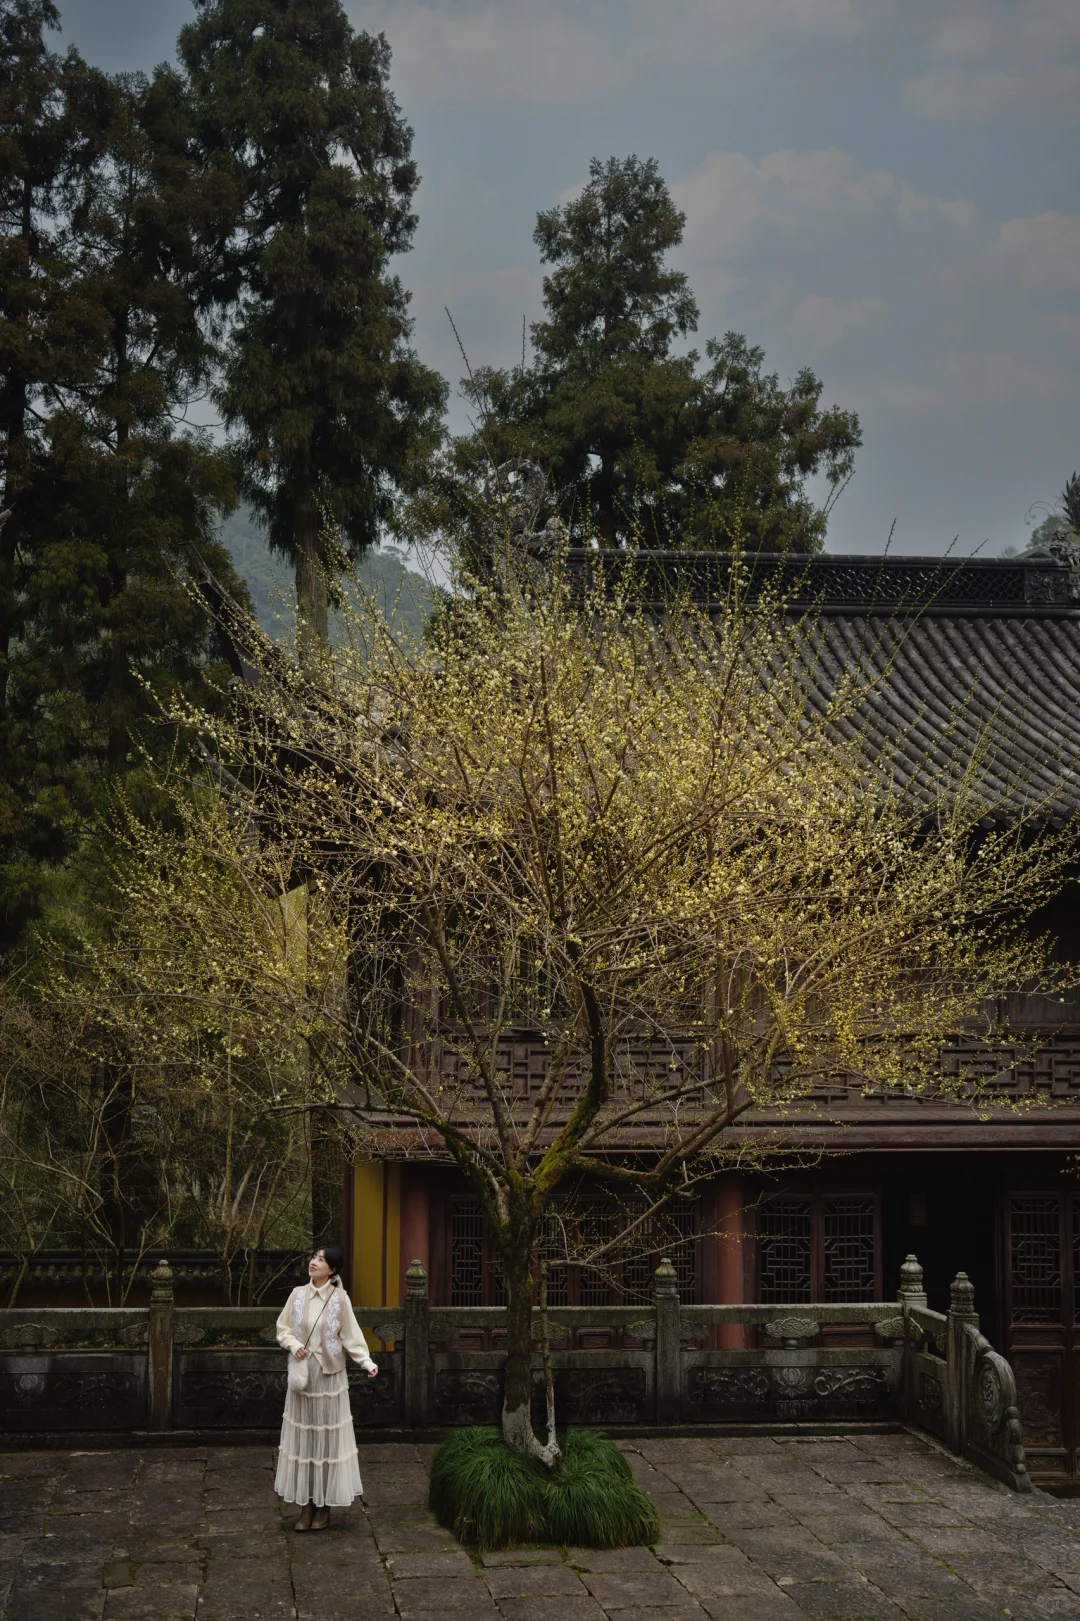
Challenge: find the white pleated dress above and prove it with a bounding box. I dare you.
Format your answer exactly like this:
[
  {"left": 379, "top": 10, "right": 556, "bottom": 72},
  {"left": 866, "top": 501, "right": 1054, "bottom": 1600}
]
[{"left": 274, "top": 1280, "right": 376, "bottom": 1507}]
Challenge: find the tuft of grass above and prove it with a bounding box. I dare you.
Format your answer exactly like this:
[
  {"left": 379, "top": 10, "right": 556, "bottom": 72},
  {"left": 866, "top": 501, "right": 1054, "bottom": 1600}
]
[
  {"left": 544, "top": 1430, "right": 660, "bottom": 1548},
  {"left": 428, "top": 1426, "right": 659, "bottom": 1551},
  {"left": 428, "top": 1427, "right": 547, "bottom": 1548}
]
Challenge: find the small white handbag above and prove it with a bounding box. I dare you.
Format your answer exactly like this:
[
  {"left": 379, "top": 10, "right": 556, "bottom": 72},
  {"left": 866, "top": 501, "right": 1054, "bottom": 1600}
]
[{"left": 286, "top": 1283, "right": 334, "bottom": 1392}]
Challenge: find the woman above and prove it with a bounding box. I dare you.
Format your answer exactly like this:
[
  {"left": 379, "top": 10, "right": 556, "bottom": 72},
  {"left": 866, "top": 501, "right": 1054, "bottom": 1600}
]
[{"left": 274, "top": 1244, "right": 379, "bottom": 1531}]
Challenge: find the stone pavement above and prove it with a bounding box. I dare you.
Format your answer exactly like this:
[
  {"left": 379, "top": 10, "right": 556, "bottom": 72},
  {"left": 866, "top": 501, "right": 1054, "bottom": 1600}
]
[{"left": 3, "top": 1431, "right": 1080, "bottom": 1621}]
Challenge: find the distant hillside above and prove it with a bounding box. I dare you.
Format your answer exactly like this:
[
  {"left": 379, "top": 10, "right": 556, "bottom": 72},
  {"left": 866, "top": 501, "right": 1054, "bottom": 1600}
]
[{"left": 218, "top": 508, "right": 437, "bottom": 644}]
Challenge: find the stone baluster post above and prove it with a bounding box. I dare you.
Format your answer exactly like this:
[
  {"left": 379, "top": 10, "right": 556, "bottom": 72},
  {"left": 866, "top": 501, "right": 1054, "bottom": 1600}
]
[
  {"left": 147, "top": 1259, "right": 174, "bottom": 1431},
  {"left": 898, "top": 1253, "right": 927, "bottom": 1311},
  {"left": 897, "top": 1254, "right": 926, "bottom": 1424},
  {"left": 654, "top": 1257, "right": 682, "bottom": 1425},
  {"left": 404, "top": 1258, "right": 429, "bottom": 1431},
  {"left": 946, "top": 1271, "right": 978, "bottom": 1456}
]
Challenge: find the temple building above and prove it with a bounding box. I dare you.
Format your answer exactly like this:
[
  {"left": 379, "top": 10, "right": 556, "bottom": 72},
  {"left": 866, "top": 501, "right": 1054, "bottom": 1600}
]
[{"left": 344, "top": 546, "right": 1080, "bottom": 1488}]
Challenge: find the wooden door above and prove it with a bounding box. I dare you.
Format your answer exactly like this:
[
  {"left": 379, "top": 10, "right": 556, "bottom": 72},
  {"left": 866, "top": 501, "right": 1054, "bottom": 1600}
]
[{"left": 1005, "top": 1193, "right": 1079, "bottom": 1484}]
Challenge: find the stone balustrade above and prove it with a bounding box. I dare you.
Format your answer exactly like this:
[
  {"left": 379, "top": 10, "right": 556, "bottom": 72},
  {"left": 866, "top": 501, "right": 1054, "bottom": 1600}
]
[{"left": 0, "top": 1252, "right": 1029, "bottom": 1492}]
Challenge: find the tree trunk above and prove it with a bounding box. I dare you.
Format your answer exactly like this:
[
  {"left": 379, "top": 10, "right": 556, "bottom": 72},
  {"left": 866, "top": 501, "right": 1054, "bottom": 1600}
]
[
  {"left": 0, "top": 374, "right": 26, "bottom": 721},
  {"left": 538, "top": 1259, "right": 557, "bottom": 1457},
  {"left": 295, "top": 502, "right": 328, "bottom": 666},
  {"left": 105, "top": 310, "right": 130, "bottom": 772},
  {"left": 0, "top": 179, "right": 35, "bottom": 719},
  {"left": 500, "top": 1230, "right": 560, "bottom": 1466},
  {"left": 596, "top": 443, "right": 617, "bottom": 546}
]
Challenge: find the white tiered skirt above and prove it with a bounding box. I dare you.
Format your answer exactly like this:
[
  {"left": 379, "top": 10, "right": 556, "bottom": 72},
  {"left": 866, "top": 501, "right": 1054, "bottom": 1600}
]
[{"left": 274, "top": 1358, "right": 363, "bottom": 1507}]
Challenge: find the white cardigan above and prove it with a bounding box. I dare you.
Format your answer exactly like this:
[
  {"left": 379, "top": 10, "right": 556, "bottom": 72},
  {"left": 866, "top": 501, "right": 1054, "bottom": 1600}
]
[{"left": 276, "top": 1280, "right": 377, "bottom": 1376}]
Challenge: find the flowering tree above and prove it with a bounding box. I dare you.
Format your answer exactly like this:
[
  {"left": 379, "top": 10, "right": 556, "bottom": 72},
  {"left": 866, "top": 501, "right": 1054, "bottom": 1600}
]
[{"left": 67, "top": 553, "right": 1075, "bottom": 1459}]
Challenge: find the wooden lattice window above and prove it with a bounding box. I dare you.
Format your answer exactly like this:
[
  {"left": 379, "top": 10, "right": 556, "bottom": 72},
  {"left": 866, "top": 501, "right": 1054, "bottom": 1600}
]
[
  {"left": 760, "top": 1198, "right": 812, "bottom": 1303},
  {"left": 1010, "top": 1196, "right": 1063, "bottom": 1324},
  {"left": 823, "top": 1197, "right": 877, "bottom": 1302},
  {"left": 449, "top": 1197, "right": 486, "bottom": 1305},
  {"left": 758, "top": 1193, "right": 879, "bottom": 1304},
  {"left": 537, "top": 1213, "right": 570, "bottom": 1307},
  {"left": 446, "top": 1193, "right": 698, "bottom": 1306}
]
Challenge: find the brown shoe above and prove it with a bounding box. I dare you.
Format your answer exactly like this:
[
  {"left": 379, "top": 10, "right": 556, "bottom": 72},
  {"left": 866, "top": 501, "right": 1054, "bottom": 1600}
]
[
  {"left": 310, "top": 1507, "right": 329, "bottom": 1532},
  {"left": 294, "top": 1503, "right": 314, "bottom": 1533}
]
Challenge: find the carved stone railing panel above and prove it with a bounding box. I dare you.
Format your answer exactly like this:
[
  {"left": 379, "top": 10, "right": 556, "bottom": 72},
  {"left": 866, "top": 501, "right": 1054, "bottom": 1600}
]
[
  {"left": 683, "top": 1348, "right": 899, "bottom": 1424},
  {"left": 173, "top": 1351, "right": 287, "bottom": 1430},
  {"left": 428, "top": 1348, "right": 655, "bottom": 1430},
  {"left": 170, "top": 1348, "right": 403, "bottom": 1431},
  {"left": 0, "top": 1351, "right": 147, "bottom": 1431},
  {"left": 961, "top": 1321, "right": 1030, "bottom": 1492},
  {"left": 909, "top": 1349, "right": 949, "bottom": 1443}
]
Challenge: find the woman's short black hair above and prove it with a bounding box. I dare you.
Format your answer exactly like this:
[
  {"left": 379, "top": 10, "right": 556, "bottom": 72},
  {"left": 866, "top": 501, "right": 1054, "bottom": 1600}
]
[{"left": 312, "top": 1242, "right": 344, "bottom": 1278}]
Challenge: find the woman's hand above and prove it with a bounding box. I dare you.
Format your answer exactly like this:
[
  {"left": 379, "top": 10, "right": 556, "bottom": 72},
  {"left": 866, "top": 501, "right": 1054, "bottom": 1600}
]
[
  {"left": 293, "top": 1347, "right": 309, "bottom": 1361},
  {"left": 367, "top": 1364, "right": 379, "bottom": 1380}
]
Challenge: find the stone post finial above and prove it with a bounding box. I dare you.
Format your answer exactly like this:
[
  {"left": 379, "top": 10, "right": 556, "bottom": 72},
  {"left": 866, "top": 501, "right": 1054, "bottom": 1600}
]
[
  {"left": 150, "top": 1259, "right": 174, "bottom": 1303},
  {"left": 949, "top": 1271, "right": 976, "bottom": 1318},
  {"left": 653, "top": 1257, "right": 679, "bottom": 1299},
  {"left": 405, "top": 1258, "right": 428, "bottom": 1297},
  {"left": 898, "top": 1254, "right": 925, "bottom": 1301}
]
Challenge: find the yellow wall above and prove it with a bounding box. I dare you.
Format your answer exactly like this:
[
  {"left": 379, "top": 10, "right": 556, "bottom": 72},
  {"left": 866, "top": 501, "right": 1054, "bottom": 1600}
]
[{"left": 352, "top": 1161, "right": 401, "bottom": 1349}]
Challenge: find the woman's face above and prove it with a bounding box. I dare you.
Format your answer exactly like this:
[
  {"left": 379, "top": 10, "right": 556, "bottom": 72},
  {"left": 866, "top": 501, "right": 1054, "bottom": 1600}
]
[{"left": 308, "top": 1249, "right": 332, "bottom": 1286}]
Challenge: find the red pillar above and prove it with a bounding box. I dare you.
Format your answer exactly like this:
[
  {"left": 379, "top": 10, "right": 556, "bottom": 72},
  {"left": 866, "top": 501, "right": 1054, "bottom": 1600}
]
[
  {"left": 716, "top": 1173, "right": 746, "bottom": 1349},
  {"left": 399, "top": 1164, "right": 431, "bottom": 1304}
]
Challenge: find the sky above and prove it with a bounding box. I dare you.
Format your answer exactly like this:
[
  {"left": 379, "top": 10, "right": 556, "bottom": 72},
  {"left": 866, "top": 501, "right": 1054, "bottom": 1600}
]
[{"left": 56, "top": 0, "right": 1079, "bottom": 557}]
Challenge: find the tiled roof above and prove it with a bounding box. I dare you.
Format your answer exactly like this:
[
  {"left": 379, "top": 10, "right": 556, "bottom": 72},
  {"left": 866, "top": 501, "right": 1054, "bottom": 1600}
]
[
  {"left": 815, "top": 612, "right": 1080, "bottom": 822},
  {"left": 572, "top": 549, "right": 1080, "bottom": 823}
]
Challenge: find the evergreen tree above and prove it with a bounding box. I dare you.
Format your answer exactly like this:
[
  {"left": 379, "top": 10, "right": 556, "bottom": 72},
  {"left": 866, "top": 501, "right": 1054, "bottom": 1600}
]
[
  {"left": 674, "top": 333, "right": 861, "bottom": 552},
  {"left": 0, "top": 53, "right": 246, "bottom": 942},
  {"left": 0, "top": 1, "right": 100, "bottom": 721},
  {"left": 446, "top": 156, "right": 860, "bottom": 557},
  {"left": 180, "top": 0, "right": 446, "bottom": 659}
]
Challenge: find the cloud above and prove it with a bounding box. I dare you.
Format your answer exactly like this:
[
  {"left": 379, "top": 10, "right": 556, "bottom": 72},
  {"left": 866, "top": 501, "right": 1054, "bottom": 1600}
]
[
  {"left": 353, "top": 0, "right": 1079, "bottom": 124},
  {"left": 790, "top": 296, "right": 888, "bottom": 347},
  {"left": 354, "top": 0, "right": 875, "bottom": 110},
  {"left": 672, "top": 148, "right": 987, "bottom": 297},
  {"left": 905, "top": 0, "right": 1080, "bottom": 123},
  {"left": 994, "top": 212, "right": 1080, "bottom": 291},
  {"left": 670, "top": 145, "right": 1080, "bottom": 416},
  {"left": 940, "top": 348, "right": 1070, "bottom": 403},
  {"left": 357, "top": 1, "right": 627, "bottom": 108}
]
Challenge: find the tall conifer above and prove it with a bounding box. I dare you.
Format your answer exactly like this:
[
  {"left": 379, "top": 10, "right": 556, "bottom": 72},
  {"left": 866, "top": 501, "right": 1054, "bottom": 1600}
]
[
  {"left": 180, "top": 0, "right": 445, "bottom": 658},
  {"left": 0, "top": 1, "right": 97, "bottom": 719},
  {"left": 0, "top": 50, "right": 245, "bottom": 940},
  {"left": 446, "top": 156, "right": 860, "bottom": 557}
]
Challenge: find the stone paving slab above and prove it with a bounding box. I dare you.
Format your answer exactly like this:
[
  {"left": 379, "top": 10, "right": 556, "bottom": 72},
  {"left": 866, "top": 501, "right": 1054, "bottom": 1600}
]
[{"left": 3, "top": 1433, "right": 1080, "bottom": 1619}]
